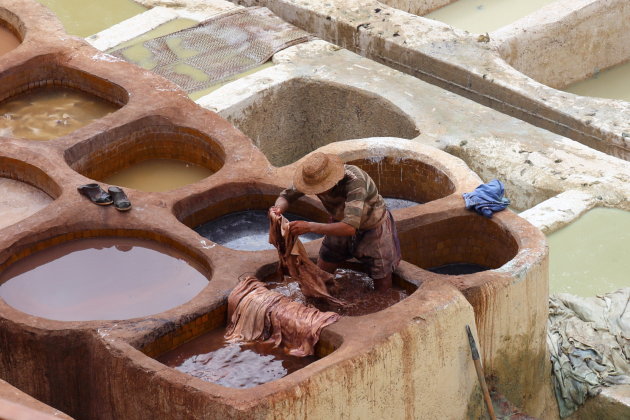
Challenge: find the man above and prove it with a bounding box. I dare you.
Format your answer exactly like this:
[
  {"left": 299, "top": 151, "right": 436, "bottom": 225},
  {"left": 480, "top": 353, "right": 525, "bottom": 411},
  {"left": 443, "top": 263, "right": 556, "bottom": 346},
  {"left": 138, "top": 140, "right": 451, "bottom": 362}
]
[{"left": 270, "top": 152, "right": 401, "bottom": 291}]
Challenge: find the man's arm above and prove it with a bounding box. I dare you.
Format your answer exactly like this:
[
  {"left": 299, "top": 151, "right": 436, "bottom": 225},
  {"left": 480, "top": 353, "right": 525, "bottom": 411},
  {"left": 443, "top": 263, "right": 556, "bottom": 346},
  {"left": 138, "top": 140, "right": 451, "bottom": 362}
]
[{"left": 289, "top": 220, "right": 356, "bottom": 236}]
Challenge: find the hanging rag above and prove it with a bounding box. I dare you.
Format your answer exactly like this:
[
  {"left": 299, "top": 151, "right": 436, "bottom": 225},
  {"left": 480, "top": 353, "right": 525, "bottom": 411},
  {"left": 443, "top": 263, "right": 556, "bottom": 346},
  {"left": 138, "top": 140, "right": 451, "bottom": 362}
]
[
  {"left": 547, "top": 288, "right": 630, "bottom": 417},
  {"left": 462, "top": 179, "right": 510, "bottom": 218},
  {"left": 225, "top": 276, "right": 340, "bottom": 356},
  {"left": 268, "top": 212, "right": 344, "bottom": 305}
]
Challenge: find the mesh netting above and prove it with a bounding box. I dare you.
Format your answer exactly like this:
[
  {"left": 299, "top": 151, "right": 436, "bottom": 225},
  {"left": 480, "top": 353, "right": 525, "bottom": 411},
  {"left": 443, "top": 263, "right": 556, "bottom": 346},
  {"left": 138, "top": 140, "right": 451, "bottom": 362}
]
[{"left": 110, "top": 7, "right": 313, "bottom": 93}]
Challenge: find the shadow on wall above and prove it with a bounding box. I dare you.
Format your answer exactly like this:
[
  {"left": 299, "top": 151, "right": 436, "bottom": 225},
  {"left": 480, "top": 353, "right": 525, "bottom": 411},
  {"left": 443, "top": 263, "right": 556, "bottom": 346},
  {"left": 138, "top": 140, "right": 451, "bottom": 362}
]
[{"left": 228, "top": 78, "right": 420, "bottom": 167}]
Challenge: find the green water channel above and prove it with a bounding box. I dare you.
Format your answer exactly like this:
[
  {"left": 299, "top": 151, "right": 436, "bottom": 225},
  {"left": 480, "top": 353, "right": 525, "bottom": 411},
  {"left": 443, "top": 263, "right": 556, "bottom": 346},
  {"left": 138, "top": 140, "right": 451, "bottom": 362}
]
[
  {"left": 37, "top": 0, "right": 147, "bottom": 38},
  {"left": 564, "top": 60, "right": 630, "bottom": 103},
  {"left": 424, "top": 0, "right": 556, "bottom": 34},
  {"left": 548, "top": 207, "right": 630, "bottom": 297}
]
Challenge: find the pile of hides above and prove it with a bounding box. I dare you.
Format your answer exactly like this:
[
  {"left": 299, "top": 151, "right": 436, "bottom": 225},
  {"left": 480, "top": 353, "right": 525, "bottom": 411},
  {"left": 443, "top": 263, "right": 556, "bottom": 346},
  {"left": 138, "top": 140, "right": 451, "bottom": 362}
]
[
  {"left": 268, "top": 212, "right": 343, "bottom": 305},
  {"left": 547, "top": 288, "right": 630, "bottom": 417},
  {"left": 225, "top": 276, "right": 340, "bottom": 357}
]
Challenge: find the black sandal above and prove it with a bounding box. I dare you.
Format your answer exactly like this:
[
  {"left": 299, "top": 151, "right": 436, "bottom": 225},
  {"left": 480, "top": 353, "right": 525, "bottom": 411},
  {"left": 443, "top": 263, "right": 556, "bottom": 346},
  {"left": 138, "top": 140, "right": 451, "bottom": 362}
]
[
  {"left": 108, "top": 186, "right": 132, "bottom": 211},
  {"left": 77, "top": 183, "right": 112, "bottom": 206}
]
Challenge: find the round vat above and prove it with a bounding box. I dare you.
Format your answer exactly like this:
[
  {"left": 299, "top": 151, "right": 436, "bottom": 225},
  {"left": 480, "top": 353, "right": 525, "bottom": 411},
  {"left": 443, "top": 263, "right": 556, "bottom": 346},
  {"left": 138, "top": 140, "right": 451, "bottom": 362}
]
[
  {"left": 260, "top": 263, "right": 418, "bottom": 317},
  {"left": 0, "top": 237, "right": 209, "bottom": 321},
  {"left": 65, "top": 118, "right": 224, "bottom": 192},
  {"left": 347, "top": 156, "right": 455, "bottom": 208},
  {"left": 228, "top": 78, "right": 419, "bottom": 167},
  {"left": 0, "top": 61, "right": 127, "bottom": 141},
  {"left": 398, "top": 214, "right": 518, "bottom": 273}
]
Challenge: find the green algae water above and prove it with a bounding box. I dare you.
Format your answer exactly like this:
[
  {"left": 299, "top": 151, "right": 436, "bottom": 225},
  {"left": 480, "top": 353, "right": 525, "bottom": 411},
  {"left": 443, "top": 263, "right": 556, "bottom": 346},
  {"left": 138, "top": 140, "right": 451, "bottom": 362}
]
[
  {"left": 564, "top": 60, "right": 630, "bottom": 103},
  {"left": 37, "top": 0, "right": 147, "bottom": 37},
  {"left": 548, "top": 208, "right": 630, "bottom": 297},
  {"left": 425, "top": 0, "right": 556, "bottom": 34}
]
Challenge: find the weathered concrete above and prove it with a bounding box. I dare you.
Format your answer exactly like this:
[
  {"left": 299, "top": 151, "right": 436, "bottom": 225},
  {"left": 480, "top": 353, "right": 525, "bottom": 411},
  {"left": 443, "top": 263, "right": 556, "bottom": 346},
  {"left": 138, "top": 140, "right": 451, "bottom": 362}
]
[
  {"left": 228, "top": 0, "right": 630, "bottom": 160},
  {"left": 0, "top": 379, "right": 72, "bottom": 419}
]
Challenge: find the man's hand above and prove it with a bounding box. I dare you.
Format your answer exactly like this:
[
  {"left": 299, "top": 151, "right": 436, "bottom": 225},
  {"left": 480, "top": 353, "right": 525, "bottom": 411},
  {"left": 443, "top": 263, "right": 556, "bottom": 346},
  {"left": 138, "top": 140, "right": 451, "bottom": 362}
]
[
  {"left": 269, "top": 206, "right": 283, "bottom": 217},
  {"left": 289, "top": 220, "right": 312, "bottom": 235}
]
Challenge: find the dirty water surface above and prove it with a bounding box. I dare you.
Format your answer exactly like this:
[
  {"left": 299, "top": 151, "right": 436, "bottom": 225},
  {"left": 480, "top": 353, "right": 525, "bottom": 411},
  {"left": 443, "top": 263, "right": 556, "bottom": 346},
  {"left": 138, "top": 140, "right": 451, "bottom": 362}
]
[
  {"left": 428, "top": 263, "right": 489, "bottom": 275},
  {"left": 103, "top": 159, "right": 213, "bottom": 192},
  {"left": 158, "top": 327, "right": 316, "bottom": 388},
  {"left": 564, "top": 60, "right": 630, "bottom": 103},
  {"left": 424, "top": 0, "right": 556, "bottom": 34},
  {"left": 548, "top": 207, "right": 630, "bottom": 297},
  {"left": 384, "top": 197, "right": 421, "bottom": 210},
  {"left": 0, "top": 237, "right": 208, "bottom": 321},
  {"left": 195, "top": 210, "right": 321, "bottom": 251},
  {"left": 266, "top": 268, "right": 409, "bottom": 317},
  {"left": 0, "top": 87, "right": 118, "bottom": 140}
]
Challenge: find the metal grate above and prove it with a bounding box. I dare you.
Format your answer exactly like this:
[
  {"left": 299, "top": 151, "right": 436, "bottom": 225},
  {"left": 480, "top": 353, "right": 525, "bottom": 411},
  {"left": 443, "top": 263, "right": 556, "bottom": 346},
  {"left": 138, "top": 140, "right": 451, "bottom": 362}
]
[{"left": 110, "top": 7, "right": 313, "bottom": 93}]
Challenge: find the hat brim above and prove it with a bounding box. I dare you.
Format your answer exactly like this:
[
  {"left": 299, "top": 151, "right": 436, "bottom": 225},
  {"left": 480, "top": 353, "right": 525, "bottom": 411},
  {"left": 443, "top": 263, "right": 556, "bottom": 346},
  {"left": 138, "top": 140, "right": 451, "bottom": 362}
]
[{"left": 293, "top": 154, "right": 345, "bottom": 195}]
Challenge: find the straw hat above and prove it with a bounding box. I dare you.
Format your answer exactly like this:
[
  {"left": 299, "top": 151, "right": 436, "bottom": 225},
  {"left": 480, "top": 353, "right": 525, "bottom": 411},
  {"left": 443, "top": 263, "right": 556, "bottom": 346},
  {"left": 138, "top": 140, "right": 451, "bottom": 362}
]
[{"left": 294, "top": 152, "right": 345, "bottom": 194}]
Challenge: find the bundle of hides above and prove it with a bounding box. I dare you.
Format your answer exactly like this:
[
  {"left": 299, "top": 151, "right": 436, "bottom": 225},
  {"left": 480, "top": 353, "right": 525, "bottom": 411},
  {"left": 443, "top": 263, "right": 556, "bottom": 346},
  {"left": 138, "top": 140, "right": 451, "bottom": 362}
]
[
  {"left": 225, "top": 276, "right": 340, "bottom": 356},
  {"left": 268, "top": 212, "right": 344, "bottom": 305},
  {"left": 547, "top": 288, "right": 630, "bottom": 417}
]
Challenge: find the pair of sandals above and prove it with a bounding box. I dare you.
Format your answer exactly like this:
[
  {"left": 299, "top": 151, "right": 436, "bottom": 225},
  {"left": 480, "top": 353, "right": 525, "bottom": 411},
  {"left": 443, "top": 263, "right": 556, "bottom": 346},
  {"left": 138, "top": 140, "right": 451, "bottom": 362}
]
[{"left": 77, "top": 184, "right": 131, "bottom": 211}]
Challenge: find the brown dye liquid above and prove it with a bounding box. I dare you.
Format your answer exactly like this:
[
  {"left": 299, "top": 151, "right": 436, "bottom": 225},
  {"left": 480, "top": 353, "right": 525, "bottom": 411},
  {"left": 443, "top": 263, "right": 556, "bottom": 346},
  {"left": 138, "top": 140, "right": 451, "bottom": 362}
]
[
  {"left": 0, "top": 87, "right": 117, "bottom": 140},
  {"left": 0, "top": 25, "right": 20, "bottom": 56},
  {"left": 266, "top": 268, "right": 409, "bottom": 317},
  {"left": 103, "top": 159, "right": 213, "bottom": 192},
  {"left": 158, "top": 327, "right": 316, "bottom": 388},
  {"left": 0, "top": 237, "right": 208, "bottom": 321},
  {"left": 428, "top": 263, "right": 489, "bottom": 275}
]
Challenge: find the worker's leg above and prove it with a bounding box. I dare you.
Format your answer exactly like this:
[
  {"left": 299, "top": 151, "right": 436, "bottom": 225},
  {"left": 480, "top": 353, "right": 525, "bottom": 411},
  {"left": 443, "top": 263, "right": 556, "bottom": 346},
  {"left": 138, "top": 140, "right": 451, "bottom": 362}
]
[
  {"left": 319, "top": 234, "right": 353, "bottom": 283},
  {"left": 354, "top": 211, "right": 401, "bottom": 291}
]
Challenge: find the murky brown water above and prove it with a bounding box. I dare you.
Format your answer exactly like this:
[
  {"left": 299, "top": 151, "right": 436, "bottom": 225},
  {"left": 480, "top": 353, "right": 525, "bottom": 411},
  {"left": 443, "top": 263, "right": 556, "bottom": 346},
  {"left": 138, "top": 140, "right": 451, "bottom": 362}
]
[
  {"left": 0, "top": 87, "right": 118, "bottom": 140},
  {"left": 0, "top": 178, "right": 52, "bottom": 230},
  {"left": 103, "top": 159, "right": 213, "bottom": 192},
  {"left": 0, "top": 237, "right": 208, "bottom": 321},
  {"left": 158, "top": 327, "right": 316, "bottom": 388},
  {"left": 266, "top": 268, "right": 409, "bottom": 317},
  {"left": 0, "top": 25, "right": 20, "bottom": 56}
]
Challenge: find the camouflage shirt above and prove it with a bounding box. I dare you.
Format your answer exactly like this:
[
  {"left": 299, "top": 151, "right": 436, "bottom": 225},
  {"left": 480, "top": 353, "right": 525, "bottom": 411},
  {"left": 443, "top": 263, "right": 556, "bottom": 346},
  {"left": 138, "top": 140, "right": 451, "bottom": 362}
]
[{"left": 280, "top": 165, "right": 387, "bottom": 230}]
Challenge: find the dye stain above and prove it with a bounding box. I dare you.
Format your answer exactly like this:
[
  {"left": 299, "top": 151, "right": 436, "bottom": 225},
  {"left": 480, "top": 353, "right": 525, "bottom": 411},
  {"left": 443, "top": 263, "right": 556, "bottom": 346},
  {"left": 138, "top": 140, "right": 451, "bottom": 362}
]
[
  {"left": 0, "top": 237, "right": 208, "bottom": 321},
  {"left": 103, "top": 159, "right": 213, "bottom": 192},
  {"left": 158, "top": 327, "right": 316, "bottom": 388},
  {"left": 0, "top": 87, "right": 118, "bottom": 140},
  {"left": 0, "top": 25, "right": 20, "bottom": 56},
  {"left": 267, "top": 268, "right": 410, "bottom": 317},
  {"left": 424, "top": 0, "right": 556, "bottom": 34},
  {"left": 0, "top": 178, "right": 52, "bottom": 230},
  {"left": 195, "top": 211, "right": 322, "bottom": 251}
]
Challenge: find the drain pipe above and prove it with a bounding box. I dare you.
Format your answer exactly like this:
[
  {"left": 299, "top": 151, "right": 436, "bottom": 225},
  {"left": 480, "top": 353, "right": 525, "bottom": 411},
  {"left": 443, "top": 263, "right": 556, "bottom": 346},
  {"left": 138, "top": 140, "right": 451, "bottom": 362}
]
[{"left": 466, "top": 324, "right": 496, "bottom": 420}]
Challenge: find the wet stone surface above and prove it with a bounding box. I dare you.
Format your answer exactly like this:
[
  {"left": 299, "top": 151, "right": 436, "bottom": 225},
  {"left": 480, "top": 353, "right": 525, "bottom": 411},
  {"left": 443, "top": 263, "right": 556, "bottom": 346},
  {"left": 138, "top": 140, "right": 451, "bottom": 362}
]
[
  {"left": 266, "top": 268, "right": 409, "bottom": 317},
  {"left": 158, "top": 327, "right": 316, "bottom": 389},
  {"left": 195, "top": 210, "right": 321, "bottom": 251},
  {"left": 0, "top": 237, "right": 208, "bottom": 321}
]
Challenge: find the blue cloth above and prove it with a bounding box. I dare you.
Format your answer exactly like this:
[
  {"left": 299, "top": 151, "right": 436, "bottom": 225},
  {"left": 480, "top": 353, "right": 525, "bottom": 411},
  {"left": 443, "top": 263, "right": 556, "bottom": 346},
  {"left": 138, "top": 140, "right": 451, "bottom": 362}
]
[{"left": 462, "top": 179, "right": 510, "bottom": 218}]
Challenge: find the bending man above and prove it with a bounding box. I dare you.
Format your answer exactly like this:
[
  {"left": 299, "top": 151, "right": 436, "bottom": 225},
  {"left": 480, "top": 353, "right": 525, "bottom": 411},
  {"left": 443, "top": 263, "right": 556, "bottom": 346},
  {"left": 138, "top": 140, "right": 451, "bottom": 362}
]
[{"left": 271, "top": 152, "right": 401, "bottom": 291}]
